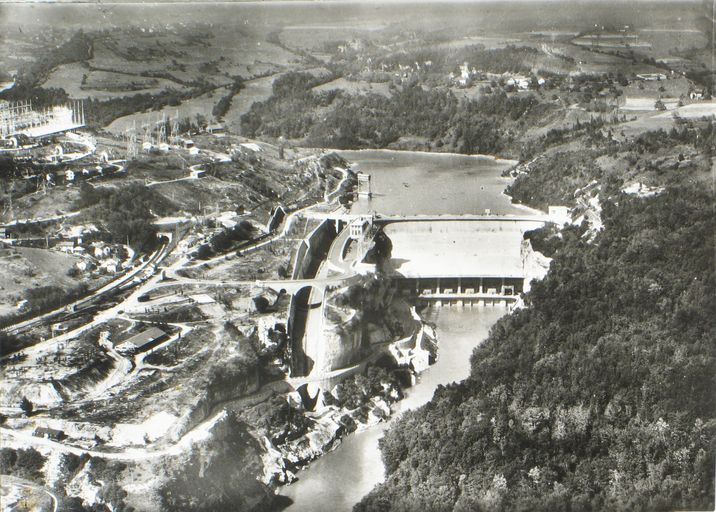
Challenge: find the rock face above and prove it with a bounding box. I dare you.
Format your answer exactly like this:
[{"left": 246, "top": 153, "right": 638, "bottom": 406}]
[
  {"left": 159, "top": 413, "right": 277, "bottom": 512},
  {"left": 520, "top": 238, "right": 551, "bottom": 292},
  {"left": 260, "top": 305, "right": 438, "bottom": 487},
  {"left": 317, "top": 274, "right": 417, "bottom": 375},
  {"left": 260, "top": 233, "right": 440, "bottom": 488}
]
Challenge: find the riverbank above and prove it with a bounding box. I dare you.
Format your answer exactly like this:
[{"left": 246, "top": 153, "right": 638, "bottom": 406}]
[
  {"left": 274, "top": 147, "right": 541, "bottom": 508},
  {"left": 261, "top": 318, "right": 437, "bottom": 487},
  {"left": 314, "top": 147, "right": 519, "bottom": 166},
  {"left": 280, "top": 306, "right": 507, "bottom": 511}
]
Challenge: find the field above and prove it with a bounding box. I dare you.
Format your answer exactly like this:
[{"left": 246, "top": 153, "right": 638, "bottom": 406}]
[
  {"left": 6, "top": 187, "right": 80, "bottom": 223},
  {"left": 637, "top": 27, "right": 709, "bottom": 55},
  {"left": 105, "top": 86, "right": 232, "bottom": 135},
  {"left": 41, "top": 62, "right": 187, "bottom": 100},
  {"left": 223, "top": 74, "right": 281, "bottom": 134},
  {"left": 0, "top": 246, "right": 81, "bottom": 317},
  {"left": 313, "top": 78, "right": 392, "bottom": 98},
  {"left": 278, "top": 22, "right": 388, "bottom": 51},
  {"left": 621, "top": 75, "right": 690, "bottom": 101},
  {"left": 34, "top": 26, "right": 306, "bottom": 133},
  {"left": 655, "top": 101, "right": 716, "bottom": 119},
  {"left": 433, "top": 35, "right": 523, "bottom": 50},
  {"left": 621, "top": 97, "right": 679, "bottom": 111}
]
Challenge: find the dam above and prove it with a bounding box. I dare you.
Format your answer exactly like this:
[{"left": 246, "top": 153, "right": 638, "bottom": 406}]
[
  {"left": 287, "top": 213, "right": 550, "bottom": 380},
  {"left": 280, "top": 149, "right": 552, "bottom": 510},
  {"left": 380, "top": 217, "right": 548, "bottom": 306}
]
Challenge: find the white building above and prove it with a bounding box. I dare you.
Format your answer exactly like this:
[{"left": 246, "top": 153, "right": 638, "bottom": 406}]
[{"left": 548, "top": 206, "right": 571, "bottom": 226}]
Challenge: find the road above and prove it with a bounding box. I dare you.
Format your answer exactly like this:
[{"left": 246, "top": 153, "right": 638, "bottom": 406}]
[
  {"left": 0, "top": 474, "right": 58, "bottom": 512},
  {"left": 0, "top": 409, "right": 227, "bottom": 462},
  {"left": 1, "top": 210, "right": 81, "bottom": 228},
  {"left": 0, "top": 156, "right": 357, "bottom": 464},
  {"left": 1, "top": 240, "right": 170, "bottom": 338}
]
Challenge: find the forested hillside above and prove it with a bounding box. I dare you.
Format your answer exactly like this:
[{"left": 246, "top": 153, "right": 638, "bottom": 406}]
[
  {"left": 241, "top": 74, "right": 552, "bottom": 156},
  {"left": 356, "top": 128, "right": 715, "bottom": 511}
]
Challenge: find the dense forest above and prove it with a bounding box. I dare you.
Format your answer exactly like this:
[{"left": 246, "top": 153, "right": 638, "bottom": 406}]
[
  {"left": 507, "top": 123, "right": 714, "bottom": 211},
  {"left": 356, "top": 127, "right": 715, "bottom": 511},
  {"left": 240, "top": 72, "right": 552, "bottom": 155}
]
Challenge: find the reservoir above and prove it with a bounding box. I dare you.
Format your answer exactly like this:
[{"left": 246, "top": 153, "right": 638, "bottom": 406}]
[
  {"left": 280, "top": 150, "right": 538, "bottom": 510},
  {"left": 340, "top": 149, "right": 533, "bottom": 216}
]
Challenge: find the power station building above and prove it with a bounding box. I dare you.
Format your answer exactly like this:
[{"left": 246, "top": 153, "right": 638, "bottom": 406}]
[{"left": 0, "top": 100, "right": 85, "bottom": 139}]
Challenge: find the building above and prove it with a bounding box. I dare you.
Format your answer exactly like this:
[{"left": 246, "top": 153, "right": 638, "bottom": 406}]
[
  {"left": 349, "top": 216, "right": 372, "bottom": 239},
  {"left": 34, "top": 427, "right": 66, "bottom": 441},
  {"left": 506, "top": 76, "right": 531, "bottom": 90},
  {"left": 548, "top": 206, "right": 571, "bottom": 226},
  {"left": 0, "top": 100, "right": 85, "bottom": 139},
  {"left": 206, "top": 123, "right": 226, "bottom": 137},
  {"left": 92, "top": 242, "right": 112, "bottom": 259},
  {"left": 115, "top": 327, "right": 167, "bottom": 353},
  {"left": 55, "top": 241, "right": 75, "bottom": 253},
  {"left": 51, "top": 323, "right": 69, "bottom": 336},
  {"left": 636, "top": 73, "right": 667, "bottom": 81},
  {"left": 101, "top": 258, "right": 120, "bottom": 273}
]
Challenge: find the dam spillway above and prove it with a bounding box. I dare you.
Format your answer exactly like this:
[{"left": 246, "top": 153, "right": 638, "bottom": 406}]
[
  {"left": 382, "top": 219, "right": 547, "bottom": 300},
  {"left": 288, "top": 215, "right": 550, "bottom": 378}
]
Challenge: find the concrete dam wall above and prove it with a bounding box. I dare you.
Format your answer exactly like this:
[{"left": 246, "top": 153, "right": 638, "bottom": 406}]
[
  {"left": 288, "top": 220, "right": 341, "bottom": 377},
  {"left": 291, "top": 220, "right": 340, "bottom": 280},
  {"left": 382, "top": 219, "right": 545, "bottom": 279}
]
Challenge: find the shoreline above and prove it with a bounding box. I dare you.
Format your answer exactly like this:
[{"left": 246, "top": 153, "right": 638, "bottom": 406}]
[
  {"left": 500, "top": 188, "right": 546, "bottom": 217},
  {"left": 311, "top": 147, "right": 519, "bottom": 166},
  {"left": 264, "top": 317, "right": 437, "bottom": 489}
]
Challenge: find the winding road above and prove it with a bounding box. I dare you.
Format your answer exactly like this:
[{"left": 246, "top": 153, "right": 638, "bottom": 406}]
[
  {"left": 0, "top": 474, "right": 58, "bottom": 512},
  {"left": 0, "top": 155, "right": 356, "bottom": 464}
]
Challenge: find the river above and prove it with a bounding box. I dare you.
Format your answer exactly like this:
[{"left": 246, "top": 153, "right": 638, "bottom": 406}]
[
  {"left": 280, "top": 307, "right": 505, "bottom": 511},
  {"left": 280, "top": 149, "right": 534, "bottom": 510}
]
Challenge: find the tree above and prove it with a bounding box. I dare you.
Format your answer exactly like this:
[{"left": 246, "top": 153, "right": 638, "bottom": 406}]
[
  {"left": 19, "top": 396, "right": 33, "bottom": 416},
  {"left": 252, "top": 296, "right": 270, "bottom": 313},
  {"left": 195, "top": 244, "right": 212, "bottom": 260}
]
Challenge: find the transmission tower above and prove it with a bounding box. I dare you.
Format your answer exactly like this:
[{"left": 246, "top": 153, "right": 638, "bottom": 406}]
[
  {"left": 142, "top": 120, "right": 152, "bottom": 147},
  {"left": 171, "top": 110, "right": 180, "bottom": 145},
  {"left": 170, "top": 109, "right": 179, "bottom": 144},
  {"left": 126, "top": 120, "right": 138, "bottom": 158},
  {"left": 158, "top": 113, "right": 167, "bottom": 144}
]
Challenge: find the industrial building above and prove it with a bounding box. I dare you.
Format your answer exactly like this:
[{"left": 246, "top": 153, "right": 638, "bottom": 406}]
[{"left": 0, "top": 100, "right": 85, "bottom": 139}]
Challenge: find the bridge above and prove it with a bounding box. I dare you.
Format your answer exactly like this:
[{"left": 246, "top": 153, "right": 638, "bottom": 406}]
[
  {"left": 153, "top": 274, "right": 361, "bottom": 295},
  {"left": 303, "top": 210, "right": 552, "bottom": 225},
  {"left": 374, "top": 213, "right": 551, "bottom": 224}
]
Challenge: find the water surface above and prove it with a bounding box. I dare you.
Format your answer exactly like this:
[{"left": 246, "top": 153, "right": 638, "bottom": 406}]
[
  {"left": 339, "top": 150, "right": 535, "bottom": 216},
  {"left": 281, "top": 149, "right": 529, "bottom": 510},
  {"left": 281, "top": 307, "right": 506, "bottom": 511}
]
